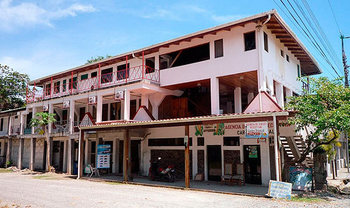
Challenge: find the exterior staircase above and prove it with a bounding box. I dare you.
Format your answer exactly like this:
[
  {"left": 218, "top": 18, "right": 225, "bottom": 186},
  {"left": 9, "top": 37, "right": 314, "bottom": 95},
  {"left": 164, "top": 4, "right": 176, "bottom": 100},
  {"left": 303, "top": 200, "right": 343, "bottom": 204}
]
[{"left": 280, "top": 136, "right": 313, "bottom": 167}]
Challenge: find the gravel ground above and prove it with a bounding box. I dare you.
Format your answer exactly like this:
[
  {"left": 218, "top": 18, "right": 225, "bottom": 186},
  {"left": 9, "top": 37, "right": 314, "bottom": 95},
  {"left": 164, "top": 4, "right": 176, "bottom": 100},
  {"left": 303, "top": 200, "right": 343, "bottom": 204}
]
[{"left": 0, "top": 172, "right": 349, "bottom": 208}]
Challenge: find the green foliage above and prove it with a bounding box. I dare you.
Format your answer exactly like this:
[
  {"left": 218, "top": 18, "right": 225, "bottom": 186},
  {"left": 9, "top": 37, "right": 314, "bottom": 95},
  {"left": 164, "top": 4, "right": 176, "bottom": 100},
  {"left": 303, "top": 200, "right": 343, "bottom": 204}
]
[
  {"left": 30, "top": 112, "right": 56, "bottom": 135},
  {"left": 286, "top": 77, "right": 350, "bottom": 163},
  {"left": 86, "top": 55, "right": 112, "bottom": 64},
  {"left": 0, "top": 64, "right": 30, "bottom": 110}
]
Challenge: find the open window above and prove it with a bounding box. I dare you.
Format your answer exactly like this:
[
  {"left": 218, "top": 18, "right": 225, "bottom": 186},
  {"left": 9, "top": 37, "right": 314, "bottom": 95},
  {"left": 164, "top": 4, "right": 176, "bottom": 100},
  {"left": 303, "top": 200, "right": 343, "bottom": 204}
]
[
  {"left": 244, "top": 31, "right": 256, "bottom": 51},
  {"left": 69, "top": 77, "right": 77, "bottom": 89},
  {"left": 117, "top": 64, "right": 129, "bottom": 80},
  {"left": 45, "top": 83, "right": 51, "bottom": 96},
  {"left": 101, "top": 68, "right": 113, "bottom": 84},
  {"left": 159, "top": 43, "right": 210, "bottom": 70},
  {"left": 54, "top": 81, "right": 60, "bottom": 94},
  {"left": 146, "top": 57, "right": 155, "bottom": 73},
  {"left": 214, "top": 39, "right": 224, "bottom": 58},
  {"left": 81, "top": 74, "right": 88, "bottom": 80},
  {"left": 62, "top": 80, "right": 67, "bottom": 92}
]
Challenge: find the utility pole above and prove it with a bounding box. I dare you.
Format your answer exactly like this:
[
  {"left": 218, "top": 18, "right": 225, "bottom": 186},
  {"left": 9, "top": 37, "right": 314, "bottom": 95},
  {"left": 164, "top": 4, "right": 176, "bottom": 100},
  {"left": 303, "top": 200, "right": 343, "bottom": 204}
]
[{"left": 341, "top": 34, "right": 350, "bottom": 173}]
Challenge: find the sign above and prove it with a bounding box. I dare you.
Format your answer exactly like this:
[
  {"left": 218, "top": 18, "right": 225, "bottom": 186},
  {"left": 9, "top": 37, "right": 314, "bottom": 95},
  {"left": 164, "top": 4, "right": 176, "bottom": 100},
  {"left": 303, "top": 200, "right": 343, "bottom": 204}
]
[
  {"left": 267, "top": 180, "right": 292, "bottom": 199},
  {"left": 79, "top": 112, "right": 95, "bottom": 127},
  {"left": 248, "top": 146, "right": 258, "bottom": 158},
  {"left": 96, "top": 144, "right": 111, "bottom": 169},
  {"left": 43, "top": 104, "right": 48, "bottom": 111},
  {"left": 245, "top": 122, "right": 268, "bottom": 138},
  {"left": 63, "top": 100, "right": 70, "bottom": 108},
  {"left": 194, "top": 123, "right": 225, "bottom": 136},
  {"left": 289, "top": 167, "right": 313, "bottom": 191}
]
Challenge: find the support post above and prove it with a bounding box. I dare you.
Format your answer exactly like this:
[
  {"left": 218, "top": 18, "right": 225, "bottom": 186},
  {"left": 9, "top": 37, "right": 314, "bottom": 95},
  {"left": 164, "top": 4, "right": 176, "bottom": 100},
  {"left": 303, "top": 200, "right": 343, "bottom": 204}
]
[
  {"left": 123, "top": 129, "right": 130, "bottom": 182},
  {"left": 67, "top": 138, "right": 74, "bottom": 175},
  {"left": 69, "top": 100, "right": 75, "bottom": 134},
  {"left": 6, "top": 138, "right": 12, "bottom": 167},
  {"left": 78, "top": 130, "right": 85, "bottom": 179},
  {"left": 123, "top": 90, "right": 130, "bottom": 121},
  {"left": 48, "top": 103, "right": 53, "bottom": 134},
  {"left": 234, "top": 87, "right": 242, "bottom": 113},
  {"left": 142, "top": 51, "right": 145, "bottom": 79},
  {"left": 96, "top": 95, "right": 103, "bottom": 123},
  {"left": 32, "top": 107, "right": 36, "bottom": 134},
  {"left": 185, "top": 125, "right": 190, "bottom": 188},
  {"left": 273, "top": 114, "right": 281, "bottom": 181},
  {"left": 30, "top": 138, "right": 36, "bottom": 171},
  {"left": 210, "top": 77, "right": 220, "bottom": 115},
  {"left": 18, "top": 138, "right": 24, "bottom": 170},
  {"left": 46, "top": 137, "right": 53, "bottom": 172}
]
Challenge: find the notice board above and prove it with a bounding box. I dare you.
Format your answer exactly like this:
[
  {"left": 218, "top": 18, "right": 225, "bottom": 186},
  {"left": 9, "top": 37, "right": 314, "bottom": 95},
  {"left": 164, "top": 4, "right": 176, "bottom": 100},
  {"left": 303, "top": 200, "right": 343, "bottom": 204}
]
[
  {"left": 267, "top": 180, "right": 292, "bottom": 199},
  {"left": 289, "top": 167, "right": 313, "bottom": 191},
  {"left": 97, "top": 144, "right": 111, "bottom": 169}
]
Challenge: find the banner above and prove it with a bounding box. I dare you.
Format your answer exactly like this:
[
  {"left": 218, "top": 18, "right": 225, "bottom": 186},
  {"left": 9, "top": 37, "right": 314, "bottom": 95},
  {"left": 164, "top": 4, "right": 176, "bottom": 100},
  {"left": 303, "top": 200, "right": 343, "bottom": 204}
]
[
  {"left": 96, "top": 144, "right": 111, "bottom": 169},
  {"left": 289, "top": 167, "right": 313, "bottom": 191},
  {"left": 245, "top": 122, "right": 268, "bottom": 138},
  {"left": 267, "top": 180, "right": 292, "bottom": 199}
]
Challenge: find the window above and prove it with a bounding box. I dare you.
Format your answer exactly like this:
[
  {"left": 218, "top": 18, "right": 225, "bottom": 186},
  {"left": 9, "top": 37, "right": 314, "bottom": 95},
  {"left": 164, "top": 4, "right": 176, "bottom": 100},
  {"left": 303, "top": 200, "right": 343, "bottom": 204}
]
[
  {"left": 223, "top": 137, "right": 240, "bottom": 146},
  {"left": 117, "top": 64, "right": 129, "bottom": 80},
  {"left": 54, "top": 81, "right": 60, "bottom": 94},
  {"left": 148, "top": 138, "right": 192, "bottom": 146},
  {"left": 0, "top": 118, "right": 3, "bottom": 131},
  {"left": 286, "top": 54, "right": 290, "bottom": 62},
  {"left": 62, "top": 80, "right": 67, "bottom": 92},
  {"left": 101, "top": 68, "right": 113, "bottom": 84},
  {"left": 244, "top": 31, "right": 256, "bottom": 51},
  {"left": 280, "top": 50, "right": 284, "bottom": 57},
  {"left": 45, "top": 83, "right": 51, "bottom": 96},
  {"left": 264, "top": 32, "right": 268, "bottom": 52},
  {"left": 69, "top": 77, "right": 77, "bottom": 89},
  {"left": 197, "top": 137, "right": 204, "bottom": 146},
  {"left": 214, "top": 39, "right": 224, "bottom": 58},
  {"left": 159, "top": 43, "right": 210, "bottom": 70},
  {"left": 91, "top": 72, "right": 97, "bottom": 78},
  {"left": 81, "top": 74, "right": 88, "bottom": 80},
  {"left": 146, "top": 57, "right": 155, "bottom": 73},
  {"left": 297, "top": 64, "right": 301, "bottom": 78}
]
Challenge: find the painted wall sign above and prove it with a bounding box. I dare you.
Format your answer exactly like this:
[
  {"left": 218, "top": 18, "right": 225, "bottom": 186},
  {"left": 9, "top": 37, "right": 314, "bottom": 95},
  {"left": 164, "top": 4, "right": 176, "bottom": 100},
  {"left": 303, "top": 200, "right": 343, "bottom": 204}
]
[
  {"left": 115, "top": 90, "right": 124, "bottom": 100},
  {"left": 96, "top": 144, "right": 111, "bottom": 169},
  {"left": 88, "top": 96, "right": 97, "bottom": 105},
  {"left": 245, "top": 122, "right": 269, "bottom": 138},
  {"left": 63, "top": 100, "right": 70, "bottom": 108},
  {"left": 195, "top": 123, "right": 225, "bottom": 136},
  {"left": 289, "top": 167, "right": 313, "bottom": 191},
  {"left": 267, "top": 180, "right": 292, "bottom": 199}
]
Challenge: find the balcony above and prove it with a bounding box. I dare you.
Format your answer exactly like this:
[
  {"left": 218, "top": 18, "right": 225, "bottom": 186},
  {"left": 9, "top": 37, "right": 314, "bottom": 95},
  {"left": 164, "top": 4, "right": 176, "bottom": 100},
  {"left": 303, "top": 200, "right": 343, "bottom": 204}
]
[
  {"left": 26, "top": 65, "right": 160, "bottom": 103},
  {"left": 52, "top": 120, "right": 69, "bottom": 134}
]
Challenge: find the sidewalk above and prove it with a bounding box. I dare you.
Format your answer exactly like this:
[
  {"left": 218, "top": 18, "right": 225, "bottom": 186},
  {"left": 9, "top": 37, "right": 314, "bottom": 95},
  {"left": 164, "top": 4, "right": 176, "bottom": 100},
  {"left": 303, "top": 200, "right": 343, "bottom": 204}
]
[{"left": 327, "top": 168, "right": 350, "bottom": 194}]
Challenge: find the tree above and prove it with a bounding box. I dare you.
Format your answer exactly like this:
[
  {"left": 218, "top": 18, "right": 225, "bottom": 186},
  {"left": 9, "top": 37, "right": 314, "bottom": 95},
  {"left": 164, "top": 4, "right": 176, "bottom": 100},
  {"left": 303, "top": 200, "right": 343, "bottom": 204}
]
[
  {"left": 286, "top": 77, "right": 350, "bottom": 163},
  {"left": 86, "top": 55, "right": 112, "bottom": 64},
  {"left": 0, "top": 64, "right": 30, "bottom": 110},
  {"left": 30, "top": 112, "right": 56, "bottom": 171}
]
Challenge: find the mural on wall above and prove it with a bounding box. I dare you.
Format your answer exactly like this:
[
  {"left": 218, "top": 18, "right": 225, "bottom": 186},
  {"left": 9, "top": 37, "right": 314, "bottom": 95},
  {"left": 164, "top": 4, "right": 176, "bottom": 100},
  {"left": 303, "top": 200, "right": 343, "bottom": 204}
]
[
  {"left": 195, "top": 123, "right": 225, "bottom": 136},
  {"left": 289, "top": 167, "right": 313, "bottom": 191}
]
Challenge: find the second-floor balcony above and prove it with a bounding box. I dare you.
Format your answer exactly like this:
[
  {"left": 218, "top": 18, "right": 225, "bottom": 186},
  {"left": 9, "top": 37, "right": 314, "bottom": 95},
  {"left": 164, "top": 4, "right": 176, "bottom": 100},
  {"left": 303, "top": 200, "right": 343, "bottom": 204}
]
[{"left": 26, "top": 65, "right": 160, "bottom": 103}]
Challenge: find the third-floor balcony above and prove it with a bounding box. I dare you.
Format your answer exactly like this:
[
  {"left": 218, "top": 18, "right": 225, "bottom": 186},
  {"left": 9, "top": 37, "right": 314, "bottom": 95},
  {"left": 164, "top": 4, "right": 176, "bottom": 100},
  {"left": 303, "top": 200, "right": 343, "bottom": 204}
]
[{"left": 26, "top": 65, "right": 159, "bottom": 103}]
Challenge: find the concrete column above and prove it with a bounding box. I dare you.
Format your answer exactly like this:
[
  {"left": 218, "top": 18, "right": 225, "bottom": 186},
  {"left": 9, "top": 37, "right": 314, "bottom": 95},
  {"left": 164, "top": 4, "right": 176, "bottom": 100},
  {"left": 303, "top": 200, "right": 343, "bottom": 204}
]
[
  {"left": 149, "top": 94, "right": 165, "bottom": 120},
  {"left": 155, "top": 55, "right": 160, "bottom": 70},
  {"left": 120, "top": 101, "right": 124, "bottom": 119},
  {"left": 210, "top": 77, "right": 220, "bottom": 115},
  {"left": 112, "top": 138, "right": 117, "bottom": 173},
  {"left": 256, "top": 27, "right": 266, "bottom": 91},
  {"left": 204, "top": 145, "right": 208, "bottom": 181},
  {"left": 248, "top": 92, "right": 255, "bottom": 104},
  {"left": 18, "top": 138, "right": 24, "bottom": 169},
  {"left": 48, "top": 103, "right": 53, "bottom": 134},
  {"left": 84, "top": 139, "right": 89, "bottom": 167},
  {"left": 31, "top": 107, "right": 36, "bottom": 134},
  {"left": 69, "top": 100, "right": 75, "bottom": 134},
  {"left": 67, "top": 138, "right": 74, "bottom": 174},
  {"left": 209, "top": 40, "right": 215, "bottom": 59},
  {"left": 141, "top": 94, "right": 149, "bottom": 109},
  {"left": 0, "top": 140, "right": 5, "bottom": 157},
  {"left": 62, "top": 140, "right": 67, "bottom": 173},
  {"left": 30, "top": 138, "right": 36, "bottom": 171},
  {"left": 275, "top": 82, "right": 284, "bottom": 108},
  {"left": 123, "top": 90, "right": 130, "bottom": 121},
  {"left": 96, "top": 95, "right": 103, "bottom": 123},
  {"left": 123, "top": 130, "right": 130, "bottom": 181},
  {"left": 8, "top": 116, "right": 13, "bottom": 136},
  {"left": 234, "top": 87, "right": 242, "bottom": 113},
  {"left": 46, "top": 137, "right": 53, "bottom": 171},
  {"left": 115, "top": 139, "right": 120, "bottom": 174},
  {"left": 6, "top": 138, "right": 12, "bottom": 167},
  {"left": 192, "top": 149, "right": 198, "bottom": 180},
  {"left": 20, "top": 113, "right": 25, "bottom": 135}
]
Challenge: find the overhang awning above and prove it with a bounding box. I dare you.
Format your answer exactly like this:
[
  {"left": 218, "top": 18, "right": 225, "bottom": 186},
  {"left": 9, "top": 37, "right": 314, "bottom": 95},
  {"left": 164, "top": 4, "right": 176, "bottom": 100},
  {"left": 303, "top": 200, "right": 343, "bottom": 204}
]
[{"left": 79, "top": 111, "right": 292, "bottom": 131}]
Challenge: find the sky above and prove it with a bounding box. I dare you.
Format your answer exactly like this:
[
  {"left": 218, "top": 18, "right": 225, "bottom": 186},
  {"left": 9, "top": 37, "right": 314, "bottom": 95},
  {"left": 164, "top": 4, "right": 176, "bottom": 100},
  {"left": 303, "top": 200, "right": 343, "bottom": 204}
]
[{"left": 0, "top": 0, "right": 349, "bottom": 80}]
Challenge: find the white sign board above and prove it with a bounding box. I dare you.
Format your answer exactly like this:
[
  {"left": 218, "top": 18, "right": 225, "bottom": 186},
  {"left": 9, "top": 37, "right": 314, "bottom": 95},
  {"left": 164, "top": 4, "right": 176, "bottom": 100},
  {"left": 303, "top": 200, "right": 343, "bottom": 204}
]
[
  {"left": 267, "top": 180, "right": 292, "bottom": 199},
  {"left": 245, "top": 122, "right": 268, "bottom": 138},
  {"left": 96, "top": 144, "right": 111, "bottom": 169},
  {"left": 63, "top": 100, "right": 70, "bottom": 108}
]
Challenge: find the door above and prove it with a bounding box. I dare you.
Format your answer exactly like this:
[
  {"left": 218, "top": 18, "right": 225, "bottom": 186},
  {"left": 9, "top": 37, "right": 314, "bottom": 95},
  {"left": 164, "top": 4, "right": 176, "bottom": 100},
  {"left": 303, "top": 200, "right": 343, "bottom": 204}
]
[
  {"left": 207, "top": 145, "right": 222, "bottom": 181},
  {"left": 244, "top": 145, "right": 261, "bottom": 184},
  {"left": 131, "top": 140, "right": 140, "bottom": 174}
]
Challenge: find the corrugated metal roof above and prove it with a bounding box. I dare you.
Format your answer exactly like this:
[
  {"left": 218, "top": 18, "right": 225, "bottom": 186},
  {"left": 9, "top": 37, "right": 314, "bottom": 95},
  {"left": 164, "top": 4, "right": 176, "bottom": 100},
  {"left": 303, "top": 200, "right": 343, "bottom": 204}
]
[{"left": 80, "top": 110, "right": 291, "bottom": 130}]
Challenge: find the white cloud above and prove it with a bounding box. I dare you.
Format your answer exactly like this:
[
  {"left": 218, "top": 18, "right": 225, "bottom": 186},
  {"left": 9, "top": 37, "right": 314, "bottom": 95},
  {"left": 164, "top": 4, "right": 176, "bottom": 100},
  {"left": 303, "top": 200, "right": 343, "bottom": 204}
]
[
  {"left": 0, "top": 0, "right": 96, "bottom": 31},
  {"left": 211, "top": 14, "right": 246, "bottom": 23}
]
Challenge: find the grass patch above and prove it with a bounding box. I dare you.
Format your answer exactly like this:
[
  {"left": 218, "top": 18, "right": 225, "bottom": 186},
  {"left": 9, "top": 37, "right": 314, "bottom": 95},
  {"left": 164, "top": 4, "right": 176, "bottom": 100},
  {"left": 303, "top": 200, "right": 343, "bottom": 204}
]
[
  {"left": 0, "top": 169, "right": 12, "bottom": 173},
  {"left": 291, "top": 196, "right": 328, "bottom": 203},
  {"left": 32, "top": 175, "right": 61, "bottom": 180}
]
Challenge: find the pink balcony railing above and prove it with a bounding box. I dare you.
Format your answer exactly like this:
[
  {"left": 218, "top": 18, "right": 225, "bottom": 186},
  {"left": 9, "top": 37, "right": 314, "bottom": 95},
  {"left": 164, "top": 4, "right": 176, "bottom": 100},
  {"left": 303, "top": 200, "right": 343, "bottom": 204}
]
[{"left": 26, "top": 65, "right": 160, "bottom": 104}]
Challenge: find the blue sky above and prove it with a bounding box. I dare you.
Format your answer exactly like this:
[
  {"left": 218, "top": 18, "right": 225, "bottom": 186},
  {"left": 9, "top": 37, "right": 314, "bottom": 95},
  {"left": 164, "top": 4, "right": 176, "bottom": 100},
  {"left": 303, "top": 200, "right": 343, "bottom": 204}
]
[{"left": 0, "top": 0, "right": 349, "bottom": 80}]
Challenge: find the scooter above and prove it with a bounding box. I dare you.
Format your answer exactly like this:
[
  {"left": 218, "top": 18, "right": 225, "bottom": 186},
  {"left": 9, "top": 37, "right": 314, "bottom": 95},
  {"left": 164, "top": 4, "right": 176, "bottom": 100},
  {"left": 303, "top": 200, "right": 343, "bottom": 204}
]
[{"left": 149, "top": 157, "right": 176, "bottom": 182}]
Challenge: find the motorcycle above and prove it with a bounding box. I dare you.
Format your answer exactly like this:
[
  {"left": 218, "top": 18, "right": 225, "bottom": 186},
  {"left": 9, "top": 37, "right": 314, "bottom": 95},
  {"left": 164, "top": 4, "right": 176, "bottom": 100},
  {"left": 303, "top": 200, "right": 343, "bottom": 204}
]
[{"left": 149, "top": 157, "right": 176, "bottom": 182}]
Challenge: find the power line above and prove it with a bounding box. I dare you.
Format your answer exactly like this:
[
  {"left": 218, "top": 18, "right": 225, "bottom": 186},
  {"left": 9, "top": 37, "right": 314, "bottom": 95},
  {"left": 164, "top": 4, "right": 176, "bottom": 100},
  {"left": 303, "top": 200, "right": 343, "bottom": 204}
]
[
  {"left": 327, "top": 0, "right": 342, "bottom": 34},
  {"left": 275, "top": 0, "right": 342, "bottom": 78}
]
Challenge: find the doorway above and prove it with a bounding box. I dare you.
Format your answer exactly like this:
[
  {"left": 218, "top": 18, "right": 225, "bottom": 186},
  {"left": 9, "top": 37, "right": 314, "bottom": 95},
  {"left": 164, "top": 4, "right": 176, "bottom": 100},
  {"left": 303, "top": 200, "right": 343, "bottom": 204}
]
[
  {"left": 243, "top": 145, "right": 261, "bottom": 184},
  {"left": 131, "top": 140, "right": 140, "bottom": 174},
  {"left": 207, "top": 145, "right": 222, "bottom": 181},
  {"left": 52, "top": 141, "right": 64, "bottom": 171}
]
